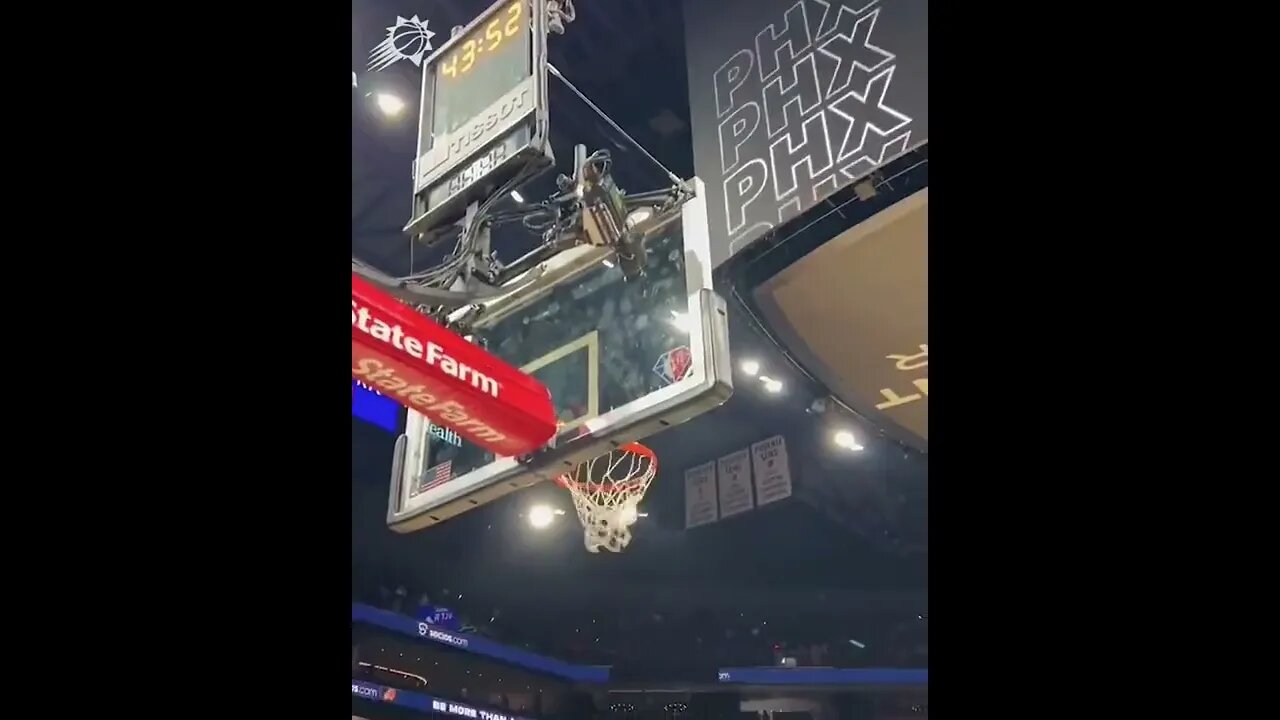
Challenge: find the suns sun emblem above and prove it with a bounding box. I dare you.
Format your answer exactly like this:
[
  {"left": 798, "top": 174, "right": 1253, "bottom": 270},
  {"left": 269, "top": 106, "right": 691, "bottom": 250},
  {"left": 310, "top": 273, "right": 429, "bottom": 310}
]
[{"left": 368, "top": 15, "right": 437, "bottom": 72}]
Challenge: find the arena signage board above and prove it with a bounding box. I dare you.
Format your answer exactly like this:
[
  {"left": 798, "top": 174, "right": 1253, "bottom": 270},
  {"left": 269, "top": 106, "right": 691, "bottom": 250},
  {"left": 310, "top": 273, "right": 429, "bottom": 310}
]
[
  {"left": 717, "top": 667, "right": 928, "bottom": 685},
  {"left": 350, "top": 680, "right": 533, "bottom": 720},
  {"left": 351, "top": 273, "right": 557, "bottom": 456},
  {"left": 683, "top": 0, "right": 928, "bottom": 267},
  {"left": 353, "top": 380, "right": 401, "bottom": 432},
  {"left": 352, "top": 603, "right": 610, "bottom": 682}
]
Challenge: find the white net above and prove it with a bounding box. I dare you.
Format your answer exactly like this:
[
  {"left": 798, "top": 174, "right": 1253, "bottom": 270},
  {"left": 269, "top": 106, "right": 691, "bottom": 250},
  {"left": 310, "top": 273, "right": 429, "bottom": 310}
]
[{"left": 557, "top": 443, "right": 657, "bottom": 553}]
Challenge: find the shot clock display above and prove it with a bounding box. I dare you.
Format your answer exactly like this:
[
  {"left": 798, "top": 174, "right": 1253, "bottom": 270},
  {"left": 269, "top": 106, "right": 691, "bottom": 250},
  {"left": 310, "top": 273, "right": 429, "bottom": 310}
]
[
  {"left": 430, "top": 0, "right": 530, "bottom": 137},
  {"left": 406, "top": 0, "right": 550, "bottom": 238}
]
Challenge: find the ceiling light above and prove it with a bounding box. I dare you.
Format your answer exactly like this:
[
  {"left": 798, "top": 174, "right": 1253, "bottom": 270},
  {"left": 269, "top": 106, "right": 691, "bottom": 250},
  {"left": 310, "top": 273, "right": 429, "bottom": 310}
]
[
  {"left": 528, "top": 504, "right": 555, "bottom": 529},
  {"left": 510, "top": 190, "right": 525, "bottom": 203},
  {"left": 759, "top": 376, "right": 783, "bottom": 393},
  {"left": 740, "top": 359, "right": 760, "bottom": 376},
  {"left": 833, "top": 430, "right": 864, "bottom": 451},
  {"left": 374, "top": 92, "right": 406, "bottom": 117}
]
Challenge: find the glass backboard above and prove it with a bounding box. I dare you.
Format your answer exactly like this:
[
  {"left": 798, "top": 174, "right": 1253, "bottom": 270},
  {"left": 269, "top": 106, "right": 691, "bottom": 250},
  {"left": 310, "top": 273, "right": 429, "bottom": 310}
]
[{"left": 387, "top": 178, "right": 732, "bottom": 533}]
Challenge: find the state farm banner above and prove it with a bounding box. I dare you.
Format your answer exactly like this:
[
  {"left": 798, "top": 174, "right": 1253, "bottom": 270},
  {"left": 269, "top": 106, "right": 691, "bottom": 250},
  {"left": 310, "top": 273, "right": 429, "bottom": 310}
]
[
  {"left": 351, "top": 274, "right": 557, "bottom": 456},
  {"left": 684, "top": 0, "right": 928, "bottom": 267}
]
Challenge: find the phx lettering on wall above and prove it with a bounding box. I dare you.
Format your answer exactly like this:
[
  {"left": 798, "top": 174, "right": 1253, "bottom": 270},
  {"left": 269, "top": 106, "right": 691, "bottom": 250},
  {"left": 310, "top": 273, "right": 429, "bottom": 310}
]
[
  {"left": 685, "top": 0, "right": 928, "bottom": 265},
  {"left": 717, "top": 0, "right": 912, "bottom": 245}
]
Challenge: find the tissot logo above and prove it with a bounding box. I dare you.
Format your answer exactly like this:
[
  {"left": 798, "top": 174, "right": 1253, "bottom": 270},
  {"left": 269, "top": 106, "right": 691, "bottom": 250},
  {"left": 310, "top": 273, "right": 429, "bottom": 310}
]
[{"left": 448, "top": 86, "right": 530, "bottom": 158}]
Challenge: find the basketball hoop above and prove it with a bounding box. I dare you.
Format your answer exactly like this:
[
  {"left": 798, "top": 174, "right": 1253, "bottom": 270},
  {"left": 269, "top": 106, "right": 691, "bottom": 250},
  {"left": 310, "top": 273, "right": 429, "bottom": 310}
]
[{"left": 556, "top": 442, "right": 657, "bottom": 553}]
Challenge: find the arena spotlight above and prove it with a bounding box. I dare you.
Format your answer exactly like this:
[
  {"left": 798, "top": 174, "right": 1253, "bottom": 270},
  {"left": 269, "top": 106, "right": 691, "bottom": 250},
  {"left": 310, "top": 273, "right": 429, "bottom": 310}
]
[
  {"left": 740, "top": 359, "right": 760, "bottom": 376},
  {"left": 374, "top": 92, "right": 406, "bottom": 117},
  {"left": 833, "top": 430, "right": 864, "bottom": 452},
  {"left": 528, "top": 504, "right": 555, "bottom": 529}
]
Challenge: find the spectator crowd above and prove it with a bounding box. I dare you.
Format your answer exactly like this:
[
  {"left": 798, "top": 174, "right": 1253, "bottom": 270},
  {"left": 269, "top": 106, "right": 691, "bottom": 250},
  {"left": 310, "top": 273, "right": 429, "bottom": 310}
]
[{"left": 353, "top": 573, "right": 927, "bottom": 671}]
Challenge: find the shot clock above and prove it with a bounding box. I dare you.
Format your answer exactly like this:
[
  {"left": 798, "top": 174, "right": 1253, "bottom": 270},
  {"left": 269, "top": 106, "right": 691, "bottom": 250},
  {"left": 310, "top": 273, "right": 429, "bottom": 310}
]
[
  {"left": 405, "top": 0, "right": 553, "bottom": 238},
  {"left": 438, "top": 0, "right": 525, "bottom": 78},
  {"left": 431, "top": 0, "right": 529, "bottom": 137}
]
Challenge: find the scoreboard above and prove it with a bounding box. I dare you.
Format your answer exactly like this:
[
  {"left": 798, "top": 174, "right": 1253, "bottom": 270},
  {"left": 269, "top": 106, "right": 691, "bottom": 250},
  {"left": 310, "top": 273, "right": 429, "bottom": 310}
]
[{"left": 404, "top": 0, "right": 552, "bottom": 236}]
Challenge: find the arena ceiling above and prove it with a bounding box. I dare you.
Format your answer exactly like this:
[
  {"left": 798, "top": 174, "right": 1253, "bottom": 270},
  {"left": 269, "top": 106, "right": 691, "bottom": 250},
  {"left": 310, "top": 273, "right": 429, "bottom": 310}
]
[{"left": 755, "top": 189, "right": 928, "bottom": 451}]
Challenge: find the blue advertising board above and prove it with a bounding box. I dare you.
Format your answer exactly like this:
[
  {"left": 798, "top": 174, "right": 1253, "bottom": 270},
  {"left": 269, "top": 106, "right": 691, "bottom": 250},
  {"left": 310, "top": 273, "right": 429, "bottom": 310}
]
[
  {"left": 717, "top": 667, "right": 927, "bottom": 685},
  {"left": 417, "top": 604, "right": 460, "bottom": 631},
  {"left": 352, "top": 603, "right": 610, "bottom": 683},
  {"left": 353, "top": 380, "right": 401, "bottom": 432},
  {"left": 353, "top": 603, "right": 926, "bottom": 687},
  {"left": 352, "top": 680, "right": 534, "bottom": 720}
]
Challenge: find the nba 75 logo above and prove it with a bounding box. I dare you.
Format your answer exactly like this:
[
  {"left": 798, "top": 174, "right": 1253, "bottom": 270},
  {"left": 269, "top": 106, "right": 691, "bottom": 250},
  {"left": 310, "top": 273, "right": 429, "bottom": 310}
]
[
  {"left": 653, "top": 346, "right": 693, "bottom": 385},
  {"left": 369, "top": 15, "right": 437, "bottom": 71}
]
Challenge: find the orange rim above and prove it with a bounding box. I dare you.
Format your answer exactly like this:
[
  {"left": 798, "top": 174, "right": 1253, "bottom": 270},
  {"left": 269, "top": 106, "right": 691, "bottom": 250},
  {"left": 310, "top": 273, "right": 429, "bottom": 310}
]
[{"left": 555, "top": 442, "right": 657, "bottom": 492}]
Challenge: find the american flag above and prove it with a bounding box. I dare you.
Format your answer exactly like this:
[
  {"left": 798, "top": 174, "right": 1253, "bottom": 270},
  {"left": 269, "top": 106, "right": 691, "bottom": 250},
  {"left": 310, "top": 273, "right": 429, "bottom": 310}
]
[{"left": 415, "top": 460, "right": 453, "bottom": 495}]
